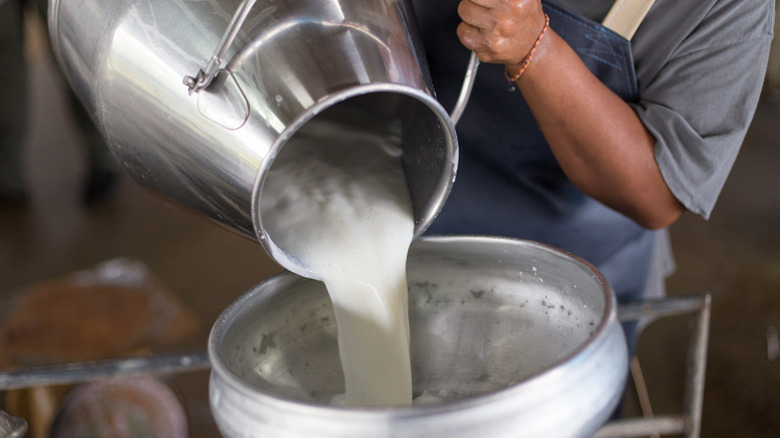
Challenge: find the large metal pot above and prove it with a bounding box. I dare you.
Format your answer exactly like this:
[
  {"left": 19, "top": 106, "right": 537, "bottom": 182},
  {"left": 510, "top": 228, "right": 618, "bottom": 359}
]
[
  {"left": 209, "top": 236, "right": 629, "bottom": 438},
  {"left": 48, "top": 0, "right": 458, "bottom": 277}
]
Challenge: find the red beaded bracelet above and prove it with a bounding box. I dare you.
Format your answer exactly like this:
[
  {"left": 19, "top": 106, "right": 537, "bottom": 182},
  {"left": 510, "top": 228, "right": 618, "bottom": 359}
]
[{"left": 505, "top": 13, "right": 550, "bottom": 83}]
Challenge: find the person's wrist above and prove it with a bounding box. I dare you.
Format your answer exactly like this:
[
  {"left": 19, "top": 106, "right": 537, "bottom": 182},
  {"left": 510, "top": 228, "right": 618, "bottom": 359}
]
[
  {"left": 504, "top": 60, "right": 525, "bottom": 80},
  {"left": 504, "top": 13, "right": 550, "bottom": 83}
]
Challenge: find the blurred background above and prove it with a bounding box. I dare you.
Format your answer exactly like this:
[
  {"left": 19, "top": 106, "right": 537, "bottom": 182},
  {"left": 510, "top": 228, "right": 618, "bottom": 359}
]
[{"left": 1, "top": 8, "right": 778, "bottom": 438}]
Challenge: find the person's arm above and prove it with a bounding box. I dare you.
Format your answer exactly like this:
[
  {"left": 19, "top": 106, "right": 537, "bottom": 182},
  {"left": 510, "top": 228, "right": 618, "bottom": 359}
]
[{"left": 456, "top": 0, "right": 684, "bottom": 230}]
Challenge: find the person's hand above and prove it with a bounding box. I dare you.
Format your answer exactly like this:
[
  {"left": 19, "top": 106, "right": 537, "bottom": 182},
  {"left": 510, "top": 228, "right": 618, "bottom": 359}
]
[{"left": 456, "top": 0, "right": 546, "bottom": 70}]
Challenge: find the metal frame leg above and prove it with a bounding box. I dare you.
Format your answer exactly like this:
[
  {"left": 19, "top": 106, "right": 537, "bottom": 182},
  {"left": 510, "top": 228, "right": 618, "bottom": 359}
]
[{"left": 595, "top": 294, "right": 712, "bottom": 438}]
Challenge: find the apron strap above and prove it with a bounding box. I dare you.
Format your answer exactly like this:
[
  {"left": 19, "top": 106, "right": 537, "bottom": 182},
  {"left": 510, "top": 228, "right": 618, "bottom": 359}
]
[{"left": 603, "top": 0, "right": 657, "bottom": 40}]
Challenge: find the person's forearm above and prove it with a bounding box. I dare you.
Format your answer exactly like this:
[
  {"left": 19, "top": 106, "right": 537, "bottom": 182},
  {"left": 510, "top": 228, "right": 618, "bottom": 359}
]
[
  {"left": 456, "top": 0, "right": 684, "bottom": 228},
  {"left": 513, "top": 29, "right": 683, "bottom": 229}
]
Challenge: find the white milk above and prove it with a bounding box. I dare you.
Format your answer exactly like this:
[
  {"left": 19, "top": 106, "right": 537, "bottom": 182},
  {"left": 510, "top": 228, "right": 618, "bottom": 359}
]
[{"left": 260, "top": 111, "right": 414, "bottom": 406}]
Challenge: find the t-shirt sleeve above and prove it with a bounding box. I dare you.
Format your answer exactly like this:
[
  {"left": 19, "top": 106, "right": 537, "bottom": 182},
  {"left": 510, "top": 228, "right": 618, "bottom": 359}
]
[{"left": 630, "top": 0, "right": 775, "bottom": 219}]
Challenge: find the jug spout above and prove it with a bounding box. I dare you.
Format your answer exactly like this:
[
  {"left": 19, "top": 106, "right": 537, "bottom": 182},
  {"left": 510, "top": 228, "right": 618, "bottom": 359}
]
[{"left": 254, "top": 90, "right": 458, "bottom": 278}]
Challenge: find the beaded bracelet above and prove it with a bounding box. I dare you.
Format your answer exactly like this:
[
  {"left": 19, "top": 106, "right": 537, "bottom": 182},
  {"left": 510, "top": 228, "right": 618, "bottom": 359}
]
[{"left": 504, "top": 13, "right": 550, "bottom": 84}]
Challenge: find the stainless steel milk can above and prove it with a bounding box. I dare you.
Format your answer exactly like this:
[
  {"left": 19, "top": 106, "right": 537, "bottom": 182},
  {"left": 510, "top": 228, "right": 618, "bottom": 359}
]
[{"left": 48, "top": 0, "right": 460, "bottom": 277}]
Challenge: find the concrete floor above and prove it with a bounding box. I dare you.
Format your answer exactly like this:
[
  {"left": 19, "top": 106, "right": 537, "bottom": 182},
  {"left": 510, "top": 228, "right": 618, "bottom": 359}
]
[{"left": 1, "top": 14, "right": 778, "bottom": 438}]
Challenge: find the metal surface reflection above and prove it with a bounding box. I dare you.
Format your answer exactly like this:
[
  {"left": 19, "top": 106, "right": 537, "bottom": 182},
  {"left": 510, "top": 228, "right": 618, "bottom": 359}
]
[{"left": 48, "top": 0, "right": 458, "bottom": 276}]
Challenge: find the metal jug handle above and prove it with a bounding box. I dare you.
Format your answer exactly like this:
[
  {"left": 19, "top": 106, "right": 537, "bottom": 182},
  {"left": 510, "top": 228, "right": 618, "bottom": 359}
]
[
  {"left": 183, "top": 0, "right": 258, "bottom": 94},
  {"left": 183, "top": 0, "right": 480, "bottom": 125},
  {"left": 450, "top": 52, "right": 480, "bottom": 126}
]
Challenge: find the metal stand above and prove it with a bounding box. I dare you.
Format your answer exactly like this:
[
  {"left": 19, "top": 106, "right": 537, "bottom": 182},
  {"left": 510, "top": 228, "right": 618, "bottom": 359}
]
[
  {"left": 0, "top": 351, "right": 210, "bottom": 391},
  {"left": 0, "top": 351, "right": 209, "bottom": 438},
  {"left": 596, "top": 294, "right": 712, "bottom": 438},
  {"left": 0, "top": 296, "right": 711, "bottom": 438}
]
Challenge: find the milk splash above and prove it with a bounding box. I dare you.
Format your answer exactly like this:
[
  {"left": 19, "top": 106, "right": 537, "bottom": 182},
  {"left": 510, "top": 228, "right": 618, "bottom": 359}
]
[{"left": 260, "top": 109, "right": 414, "bottom": 406}]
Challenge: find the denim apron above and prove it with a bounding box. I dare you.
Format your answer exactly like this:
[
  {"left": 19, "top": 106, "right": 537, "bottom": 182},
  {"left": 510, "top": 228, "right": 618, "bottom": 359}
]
[{"left": 415, "top": 1, "right": 655, "bottom": 316}]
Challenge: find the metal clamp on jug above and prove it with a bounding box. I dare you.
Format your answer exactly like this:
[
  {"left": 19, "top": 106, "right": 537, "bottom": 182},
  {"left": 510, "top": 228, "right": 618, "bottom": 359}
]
[{"left": 48, "top": 0, "right": 479, "bottom": 277}]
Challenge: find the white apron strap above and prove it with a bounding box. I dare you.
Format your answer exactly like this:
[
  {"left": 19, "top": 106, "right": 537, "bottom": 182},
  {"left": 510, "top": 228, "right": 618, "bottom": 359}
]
[{"left": 602, "top": 0, "right": 657, "bottom": 40}]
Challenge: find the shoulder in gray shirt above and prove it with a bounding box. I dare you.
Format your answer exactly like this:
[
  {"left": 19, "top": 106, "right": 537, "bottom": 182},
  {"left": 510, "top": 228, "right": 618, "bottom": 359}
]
[{"left": 556, "top": 0, "right": 775, "bottom": 218}]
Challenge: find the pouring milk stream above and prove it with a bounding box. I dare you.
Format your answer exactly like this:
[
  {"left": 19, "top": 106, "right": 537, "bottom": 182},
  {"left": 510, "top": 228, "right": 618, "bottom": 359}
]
[
  {"left": 260, "top": 111, "right": 414, "bottom": 406},
  {"left": 258, "top": 55, "right": 478, "bottom": 407}
]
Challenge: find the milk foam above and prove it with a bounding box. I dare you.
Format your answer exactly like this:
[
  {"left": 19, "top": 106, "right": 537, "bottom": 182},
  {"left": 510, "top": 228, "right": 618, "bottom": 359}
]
[{"left": 260, "top": 111, "right": 414, "bottom": 406}]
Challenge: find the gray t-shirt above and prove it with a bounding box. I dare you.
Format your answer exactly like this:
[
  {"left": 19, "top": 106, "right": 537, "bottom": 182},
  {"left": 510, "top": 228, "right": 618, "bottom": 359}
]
[
  {"left": 557, "top": 0, "right": 774, "bottom": 301},
  {"left": 557, "top": 0, "right": 775, "bottom": 219}
]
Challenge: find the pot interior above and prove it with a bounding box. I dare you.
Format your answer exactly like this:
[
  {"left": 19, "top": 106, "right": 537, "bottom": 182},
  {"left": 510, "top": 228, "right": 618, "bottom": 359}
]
[{"left": 214, "top": 237, "right": 609, "bottom": 405}]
